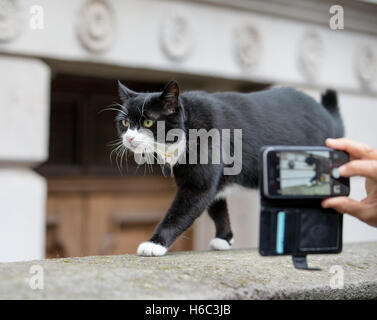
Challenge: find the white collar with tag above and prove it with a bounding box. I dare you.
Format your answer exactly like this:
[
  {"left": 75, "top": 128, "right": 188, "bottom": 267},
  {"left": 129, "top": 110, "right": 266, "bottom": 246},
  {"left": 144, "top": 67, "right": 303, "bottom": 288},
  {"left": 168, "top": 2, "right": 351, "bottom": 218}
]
[{"left": 154, "top": 137, "right": 186, "bottom": 177}]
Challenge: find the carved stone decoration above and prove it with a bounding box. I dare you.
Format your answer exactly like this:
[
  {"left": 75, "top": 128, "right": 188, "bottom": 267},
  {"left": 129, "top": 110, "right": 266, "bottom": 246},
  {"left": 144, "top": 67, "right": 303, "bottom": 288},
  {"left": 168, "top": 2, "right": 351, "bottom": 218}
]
[
  {"left": 160, "top": 12, "right": 192, "bottom": 61},
  {"left": 76, "top": 0, "right": 115, "bottom": 53},
  {"left": 0, "top": 0, "right": 23, "bottom": 42},
  {"left": 355, "top": 45, "right": 376, "bottom": 87},
  {"left": 233, "top": 24, "right": 262, "bottom": 68},
  {"left": 298, "top": 31, "right": 324, "bottom": 81}
]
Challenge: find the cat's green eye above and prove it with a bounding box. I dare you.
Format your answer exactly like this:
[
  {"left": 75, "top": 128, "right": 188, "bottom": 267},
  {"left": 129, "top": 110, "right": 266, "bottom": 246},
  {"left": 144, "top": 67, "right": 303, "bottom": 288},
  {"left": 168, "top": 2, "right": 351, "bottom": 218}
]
[
  {"left": 122, "top": 120, "right": 129, "bottom": 128},
  {"left": 143, "top": 119, "right": 154, "bottom": 128}
]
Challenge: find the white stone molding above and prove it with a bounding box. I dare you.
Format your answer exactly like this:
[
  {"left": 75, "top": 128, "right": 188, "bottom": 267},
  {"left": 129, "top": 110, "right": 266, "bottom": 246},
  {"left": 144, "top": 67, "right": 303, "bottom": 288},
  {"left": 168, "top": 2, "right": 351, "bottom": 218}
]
[
  {"left": 0, "top": 0, "right": 374, "bottom": 94},
  {"left": 0, "top": 0, "right": 24, "bottom": 42},
  {"left": 355, "top": 44, "right": 376, "bottom": 87},
  {"left": 76, "top": 0, "right": 115, "bottom": 53},
  {"left": 159, "top": 11, "right": 193, "bottom": 61},
  {"left": 233, "top": 24, "right": 262, "bottom": 68},
  {"left": 193, "top": 0, "right": 377, "bottom": 36},
  {"left": 297, "top": 31, "right": 324, "bottom": 82}
]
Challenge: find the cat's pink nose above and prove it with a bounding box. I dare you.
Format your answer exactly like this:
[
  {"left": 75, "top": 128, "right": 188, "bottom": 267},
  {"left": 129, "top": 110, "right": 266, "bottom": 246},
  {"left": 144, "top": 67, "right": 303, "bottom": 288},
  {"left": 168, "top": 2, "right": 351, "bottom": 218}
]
[{"left": 127, "top": 136, "right": 138, "bottom": 147}]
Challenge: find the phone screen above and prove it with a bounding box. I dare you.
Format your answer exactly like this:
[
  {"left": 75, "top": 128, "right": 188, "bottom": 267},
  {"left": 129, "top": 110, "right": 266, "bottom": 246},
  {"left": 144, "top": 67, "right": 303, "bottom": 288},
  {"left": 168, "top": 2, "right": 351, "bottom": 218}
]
[
  {"left": 280, "top": 151, "right": 331, "bottom": 195},
  {"left": 265, "top": 149, "right": 349, "bottom": 198}
]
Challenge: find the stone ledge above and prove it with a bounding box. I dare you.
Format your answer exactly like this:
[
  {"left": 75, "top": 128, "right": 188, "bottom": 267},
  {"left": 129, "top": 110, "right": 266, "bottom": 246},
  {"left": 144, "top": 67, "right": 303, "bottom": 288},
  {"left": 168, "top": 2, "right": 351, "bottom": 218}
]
[{"left": 0, "top": 242, "right": 376, "bottom": 299}]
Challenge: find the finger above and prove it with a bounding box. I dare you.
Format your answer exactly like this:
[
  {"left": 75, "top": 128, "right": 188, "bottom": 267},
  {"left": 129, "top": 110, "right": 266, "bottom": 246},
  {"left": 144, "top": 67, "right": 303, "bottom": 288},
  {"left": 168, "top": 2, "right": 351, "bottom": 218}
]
[
  {"left": 322, "top": 197, "right": 365, "bottom": 217},
  {"left": 326, "top": 138, "right": 377, "bottom": 160},
  {"left": 338, "top": 160, "right": 377, "bottom": 181},
  {"left": 325, "top": 138, "right": 360, "bottom": 160}
]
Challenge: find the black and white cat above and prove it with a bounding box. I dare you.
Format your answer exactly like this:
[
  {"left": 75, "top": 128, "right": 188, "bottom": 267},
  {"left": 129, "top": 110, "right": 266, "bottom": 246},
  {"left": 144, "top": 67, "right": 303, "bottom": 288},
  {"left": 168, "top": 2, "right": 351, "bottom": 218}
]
[{"left": 115, "top": 81, "right": 344, "bottom": 256}]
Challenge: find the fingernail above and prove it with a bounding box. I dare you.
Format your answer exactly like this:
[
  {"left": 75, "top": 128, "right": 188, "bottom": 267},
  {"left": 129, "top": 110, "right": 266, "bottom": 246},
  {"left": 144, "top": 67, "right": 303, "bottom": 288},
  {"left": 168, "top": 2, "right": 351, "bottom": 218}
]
[
  {"left": 332, "top": 168, "right": 340, "bottom": 179},
  {"left": 338, "top": 165, "right": 346, "bottom": 175},
  {"left": 321, "top": 199, "right": 329, "bottom": 207},
  {"left": 327, "top": 138, "right": 338, "bottom": 145}
]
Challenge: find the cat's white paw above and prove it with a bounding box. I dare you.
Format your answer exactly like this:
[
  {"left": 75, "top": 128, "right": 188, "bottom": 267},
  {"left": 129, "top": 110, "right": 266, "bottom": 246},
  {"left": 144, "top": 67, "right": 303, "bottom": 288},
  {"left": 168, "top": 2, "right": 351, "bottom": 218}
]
[
  {"left": 137, "top": 241, "right": 167, "bottom": 257},
  {"left": 209, "top": 238, "right": 234, "bottom": 251}
]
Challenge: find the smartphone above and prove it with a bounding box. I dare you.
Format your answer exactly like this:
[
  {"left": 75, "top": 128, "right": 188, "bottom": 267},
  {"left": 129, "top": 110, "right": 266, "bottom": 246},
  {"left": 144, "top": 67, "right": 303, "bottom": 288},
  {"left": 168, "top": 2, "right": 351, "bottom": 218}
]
[{"left": 262, "top": 146, "right": 350, "bottom": 199}]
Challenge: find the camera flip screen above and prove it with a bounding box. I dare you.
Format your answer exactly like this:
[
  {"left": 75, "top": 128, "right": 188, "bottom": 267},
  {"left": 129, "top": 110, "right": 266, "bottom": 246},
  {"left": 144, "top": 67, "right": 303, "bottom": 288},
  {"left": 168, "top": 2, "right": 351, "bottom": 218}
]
[{"left": 279, "top": 151, "right": 331, "bottom": 196}]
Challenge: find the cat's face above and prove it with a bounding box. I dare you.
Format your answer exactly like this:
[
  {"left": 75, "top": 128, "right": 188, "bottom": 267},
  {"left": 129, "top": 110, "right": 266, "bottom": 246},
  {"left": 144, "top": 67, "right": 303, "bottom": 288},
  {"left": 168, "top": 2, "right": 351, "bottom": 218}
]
[{"left": 116, "top": 80, "right": 184, "bottom": 154}]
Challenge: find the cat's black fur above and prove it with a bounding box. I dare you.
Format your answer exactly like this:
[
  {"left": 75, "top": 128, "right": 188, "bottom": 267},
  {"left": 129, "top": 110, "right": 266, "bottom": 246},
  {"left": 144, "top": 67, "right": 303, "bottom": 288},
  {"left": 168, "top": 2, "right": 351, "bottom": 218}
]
[{"left": 116, "top": 81, "right": 344, "bottom": 251}]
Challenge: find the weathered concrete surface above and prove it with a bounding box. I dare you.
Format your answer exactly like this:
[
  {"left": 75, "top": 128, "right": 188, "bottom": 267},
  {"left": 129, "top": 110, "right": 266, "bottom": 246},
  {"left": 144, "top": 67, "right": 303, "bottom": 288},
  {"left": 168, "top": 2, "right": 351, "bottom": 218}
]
[{"left": 0, "top": 242, "right": 376, "bottom": 300}]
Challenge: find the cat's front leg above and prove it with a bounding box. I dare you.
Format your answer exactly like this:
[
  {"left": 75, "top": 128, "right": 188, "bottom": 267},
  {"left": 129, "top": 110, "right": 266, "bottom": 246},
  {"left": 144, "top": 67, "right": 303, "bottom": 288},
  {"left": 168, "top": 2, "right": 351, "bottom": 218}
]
[{"left": 137, "top": 187, "right": 216, "bottom": 256}]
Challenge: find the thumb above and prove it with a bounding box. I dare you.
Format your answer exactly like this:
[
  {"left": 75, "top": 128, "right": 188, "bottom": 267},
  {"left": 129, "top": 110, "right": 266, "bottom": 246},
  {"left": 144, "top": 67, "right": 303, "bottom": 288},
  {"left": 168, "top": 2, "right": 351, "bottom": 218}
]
[{"left": 322, "top": 197, "right": 364, "bottom": 216}]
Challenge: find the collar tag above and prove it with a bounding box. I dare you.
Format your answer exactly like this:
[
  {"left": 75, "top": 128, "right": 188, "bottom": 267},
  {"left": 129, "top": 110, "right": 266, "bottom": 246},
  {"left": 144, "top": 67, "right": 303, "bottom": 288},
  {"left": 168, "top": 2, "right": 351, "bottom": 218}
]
[{"left": 162, "top": 163, "right": 173, "bottom": 177}]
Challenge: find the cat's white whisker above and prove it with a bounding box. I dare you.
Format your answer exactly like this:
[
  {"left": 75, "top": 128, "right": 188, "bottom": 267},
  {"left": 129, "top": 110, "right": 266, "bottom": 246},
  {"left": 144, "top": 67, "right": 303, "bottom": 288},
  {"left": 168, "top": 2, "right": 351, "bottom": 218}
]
[
  {"left": 100, "top": 104, "right": 128, "bottom": 117},
  {"left": 107, "top": 139, "right": 123, "bottom": 147},
  {"left": 114, "top": 144, "right": 126, "bottom": 174},
  {"left": 148, "top": 153, "right": 154, "bottom": 173},
  {"left": 141, "top": 95, "right": 149, "bottom": 116},
  {"left": 120, "top": 146, "right": 127, "bottom": 172},
  {"left": 111, "top": 101, "right": 124, "bottom": 109},
  {"left": 124, "top": 148, "right": 129, "bottom": 171},
  {"left": 109, "top": 143, "right": 124, "bottom": 166}
]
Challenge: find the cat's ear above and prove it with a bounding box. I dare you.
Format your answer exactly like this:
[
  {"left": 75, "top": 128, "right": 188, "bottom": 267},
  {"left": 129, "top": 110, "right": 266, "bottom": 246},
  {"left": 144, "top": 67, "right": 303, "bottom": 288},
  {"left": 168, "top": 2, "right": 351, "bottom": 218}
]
[
  {"left": 118, "top": 81, "right": 136, "bottom": 100},
  {"left": 159, "top": 80, "right": 179, "bottom": 114}
]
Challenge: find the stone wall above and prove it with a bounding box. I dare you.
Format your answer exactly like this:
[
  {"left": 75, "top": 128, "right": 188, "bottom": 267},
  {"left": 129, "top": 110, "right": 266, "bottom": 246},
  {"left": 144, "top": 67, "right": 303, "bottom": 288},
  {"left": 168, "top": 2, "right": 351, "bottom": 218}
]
[{"left": 0, "top": 242, "right": 376, "bottom": 299}]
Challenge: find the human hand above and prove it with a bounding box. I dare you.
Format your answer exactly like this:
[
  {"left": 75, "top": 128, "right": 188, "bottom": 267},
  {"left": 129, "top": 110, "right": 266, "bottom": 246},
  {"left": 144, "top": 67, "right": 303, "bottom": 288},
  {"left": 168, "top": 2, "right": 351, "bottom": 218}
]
[{"left": 322, "top": 138, "right": 377, "bottom": 227}]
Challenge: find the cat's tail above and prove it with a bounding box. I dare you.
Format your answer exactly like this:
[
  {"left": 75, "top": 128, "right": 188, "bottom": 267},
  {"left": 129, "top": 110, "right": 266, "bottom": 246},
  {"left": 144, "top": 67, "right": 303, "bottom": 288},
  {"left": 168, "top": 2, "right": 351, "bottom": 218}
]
[
  {"left": 321, "top": 89, "right": 344, "bottom": 137},
  {"left": 321, "top": 89, "right": 339, "bottom": 114}
]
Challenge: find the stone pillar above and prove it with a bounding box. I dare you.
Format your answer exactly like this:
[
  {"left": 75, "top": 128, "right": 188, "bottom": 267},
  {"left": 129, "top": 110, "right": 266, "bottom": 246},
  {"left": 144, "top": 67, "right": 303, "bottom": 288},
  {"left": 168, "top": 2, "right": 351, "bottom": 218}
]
[{"left": 0, "top": 56, "right": 50, "bottom": 262}]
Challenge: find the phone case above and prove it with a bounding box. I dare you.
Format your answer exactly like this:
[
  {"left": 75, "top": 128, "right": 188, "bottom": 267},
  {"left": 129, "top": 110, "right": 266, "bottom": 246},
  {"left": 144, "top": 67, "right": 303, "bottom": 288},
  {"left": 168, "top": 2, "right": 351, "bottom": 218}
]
[
  {"left": 258, "top": 146, "right": 343, "bottom": 258},
  {"left": 259, "top": 203, "right": 343, "bottom": 256}
]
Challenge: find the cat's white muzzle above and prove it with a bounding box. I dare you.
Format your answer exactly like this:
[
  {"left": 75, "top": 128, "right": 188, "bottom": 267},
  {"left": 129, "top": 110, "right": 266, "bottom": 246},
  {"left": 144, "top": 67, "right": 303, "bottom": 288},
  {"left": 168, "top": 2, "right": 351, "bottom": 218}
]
[{"left": 122, "top": 129, "right": 155, "bottom": 154}]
